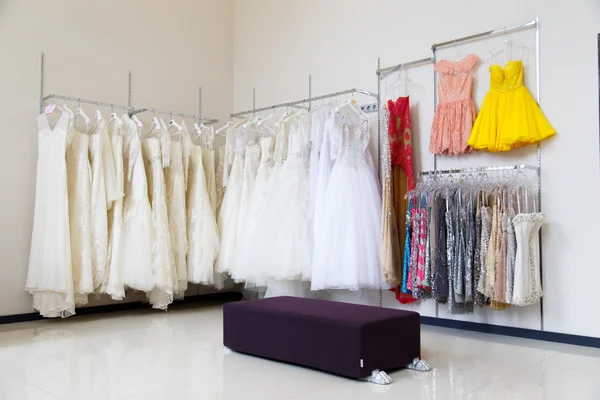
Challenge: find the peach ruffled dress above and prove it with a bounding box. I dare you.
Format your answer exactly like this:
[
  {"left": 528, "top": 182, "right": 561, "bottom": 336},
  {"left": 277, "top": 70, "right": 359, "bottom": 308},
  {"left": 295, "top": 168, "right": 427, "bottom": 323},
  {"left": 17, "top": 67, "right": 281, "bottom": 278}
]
[{"left": 430, "top": 54, "right": 479, "bottom": 155}]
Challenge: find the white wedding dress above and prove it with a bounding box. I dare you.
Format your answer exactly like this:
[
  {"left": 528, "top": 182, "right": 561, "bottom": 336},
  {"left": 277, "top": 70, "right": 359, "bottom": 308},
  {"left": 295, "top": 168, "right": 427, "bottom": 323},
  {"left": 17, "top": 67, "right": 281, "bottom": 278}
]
[
  {"left": 249, "top": 119, "right": 312, "bottom": 282},
  {"left": 143, "top": 124, "right": 174, "bottom": 310},
  {"left": 201, "top": 130, "right": 218, "bottom": 213},
  {"left": 63, "top": 107, "right": 93, "bottom": 305},
  {"left": 89, "top": 119, "right": 121, "bottom": 292},
  {"left": 166, "top": 139, "right": 188, "bottom": 300},
  {"left": 103, "top": 119, "right": 126, "bottom": 300},
  {"left": 187, "top": 142, "right": 221, "bottom": 285},
  {"left": 216, "top": 131, "right": 246, "bottom": 274},
  {"left": 311, "top": 118, "right": 383, "bottom": 291},
  {"left": 232, "top": 136, "right": 275, "bottom": 286},
  {"left": 121, "top": 116, "right": 154, "bottom": 293},
  {"left": 26, "top": 110, "right": 75, "bottom": 318}
]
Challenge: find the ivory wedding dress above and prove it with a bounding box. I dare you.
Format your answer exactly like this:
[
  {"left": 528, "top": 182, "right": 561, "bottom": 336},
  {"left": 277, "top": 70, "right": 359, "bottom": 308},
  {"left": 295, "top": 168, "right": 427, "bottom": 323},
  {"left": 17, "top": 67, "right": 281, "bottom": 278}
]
[
  {"left": 63, "top": 107, "right": 93, "bottom": 305},
  {"left": 216, "top": 131, "right": 245, "bottom": 274},
  {"left": 143, "top": 123, "right": 174, "bottom": 310},
  {"left": 233, "top": 136, "right": 275, "bottom": 286},
  {"left": 250, "top": 119, "right": 312, "bottom": 282},
  {"left": 187, "top": 141, "right": 220, "bottom": 285},
  {"left": 121, "top": 116, "right": 154, "bottom": 293},
  {"left": 165, "top": 138, "right": 188, "bottom": 300},
  {"left": 103, "top": 118, "right": 126, "bottom": 300},
  {"left": 89, "top": 119, "right": 121, "bottom": 292},
  {"left": 26, "top": 110, "right": 75, "bottom": 318}
]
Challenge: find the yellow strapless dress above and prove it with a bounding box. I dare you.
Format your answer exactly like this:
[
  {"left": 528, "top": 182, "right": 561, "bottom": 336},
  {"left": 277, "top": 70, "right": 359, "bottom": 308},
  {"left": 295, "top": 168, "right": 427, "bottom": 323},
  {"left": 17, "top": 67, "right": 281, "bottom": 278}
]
[{"left": 468, "top": 60, "right": 556, "bottom": 152}]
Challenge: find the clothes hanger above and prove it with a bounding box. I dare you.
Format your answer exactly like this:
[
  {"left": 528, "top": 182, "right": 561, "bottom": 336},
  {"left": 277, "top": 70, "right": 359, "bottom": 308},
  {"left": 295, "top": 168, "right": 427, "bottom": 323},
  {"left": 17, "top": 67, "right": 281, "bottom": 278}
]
[
  {"left": 95, "top": 101, "right": 103, "bottom": 122},
  {"left": 74, "top": 99, "right": 91, "bottom": 126},
  {"left": 233, "top": 118, "right": 249, "bottom": 128},
  {"left": 386, "top": 67, "right": 414, "bottom": 97},
  {"left": 146, "top": 110, "right": 162, "bottom": 137},
  {"left": 132, "top": 115, "right": 143, "bottom": 128},
  {"left": 243, "top": 115, "right": 260, "bottom": 129},
  {"left": 108, "top": 104, "right": 123, "bottom": 128},
  {"left": 216, "top": 121, "right": 233, "bottom": 135}
]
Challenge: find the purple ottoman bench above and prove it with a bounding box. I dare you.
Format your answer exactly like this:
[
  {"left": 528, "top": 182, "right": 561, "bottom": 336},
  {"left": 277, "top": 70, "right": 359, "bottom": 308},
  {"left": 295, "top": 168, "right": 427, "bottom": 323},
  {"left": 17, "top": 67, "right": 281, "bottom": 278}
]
[{"left": 223, "top": 296, "right": 420, "bottom": 379}]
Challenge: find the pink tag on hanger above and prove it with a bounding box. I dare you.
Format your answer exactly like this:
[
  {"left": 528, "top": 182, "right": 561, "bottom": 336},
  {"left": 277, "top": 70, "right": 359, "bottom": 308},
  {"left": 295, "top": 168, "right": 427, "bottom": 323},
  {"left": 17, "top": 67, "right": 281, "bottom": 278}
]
[{"left": 44, "top": 104, "right": 56, "bottom": 114}]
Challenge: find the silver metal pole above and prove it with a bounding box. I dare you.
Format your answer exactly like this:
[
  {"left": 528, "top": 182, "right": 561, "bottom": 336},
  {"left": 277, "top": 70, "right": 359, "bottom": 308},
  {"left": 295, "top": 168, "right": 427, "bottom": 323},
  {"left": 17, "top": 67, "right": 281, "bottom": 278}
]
[
  {"left": 127, "top": 71, "right": 132, "bottom": 109},
  {"left": 377, "top": 57, "right": 434, "bottom": 80},
  {"left": 230, "top": 87, "right": 378, "bottom": 118},
  {"left": 39, "top": 52, "right": 44, "bottom": 113},
  {"left": 198, "top": 86, "right": 202, "bottom": 119},
  {"left": 432, "top": 19, "right": 537, "bottom": 49},
  {"left": 377, "top": 56, "right": 383, "bottom": 309},
  {"left": 418, "top": 164, "right": 538, "bottom": 176},
  {"left": 535, "top": 16, "right": 544, "bottom": 332}
]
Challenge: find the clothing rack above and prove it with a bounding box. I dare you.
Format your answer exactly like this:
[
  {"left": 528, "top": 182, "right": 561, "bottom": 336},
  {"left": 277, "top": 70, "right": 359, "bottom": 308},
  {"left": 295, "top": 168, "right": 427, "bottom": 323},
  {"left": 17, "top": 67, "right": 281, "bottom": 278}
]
[
  {"left": 41, "top": 94, "right": 219, "bottom": 124},
  {"left": 230, "top": 87, "right": 379, "bottom": 119},
  {"left": 427, "top": 17, "right": 543, "bottom": 329},
  {"left": 418, "top": 164, "right": 538, "bottom": 177}
]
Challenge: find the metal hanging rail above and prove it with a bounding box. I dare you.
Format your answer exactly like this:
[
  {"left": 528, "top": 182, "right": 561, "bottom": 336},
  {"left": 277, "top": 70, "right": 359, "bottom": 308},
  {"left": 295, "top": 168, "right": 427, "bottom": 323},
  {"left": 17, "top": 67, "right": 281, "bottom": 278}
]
[
  {"left": 377, "top": 57, "right": 434, "bottom": 80},
  {"left": 230, "top": 87, "right": 378, "bottom": 119},
  {"left": 418, "top": 164, "right": 537, "bottom": 177},
  {"left": 432, "top": 18, "right": 537, "bottom": 49},
  {"left": 41, "top": 94, "right": 219, "bottom": 124},
  {"left": 129, "top": 107, "right": 218, "bottom": 124},
  {"left": 42, "top": 94, "right": 135, "bottom": 111}
]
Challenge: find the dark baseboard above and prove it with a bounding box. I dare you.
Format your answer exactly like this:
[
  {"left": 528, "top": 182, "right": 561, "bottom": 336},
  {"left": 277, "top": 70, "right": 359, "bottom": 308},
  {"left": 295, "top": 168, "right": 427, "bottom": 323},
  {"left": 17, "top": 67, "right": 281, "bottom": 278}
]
[
  {"left": 420, "top": 316, "right": 600, "bottom": 348},
  {"left": 3, "top": 295, "right": 599, "bottom": 349},
  {"left": 0, "top": 291, "right": 243, "bottom": 325}
]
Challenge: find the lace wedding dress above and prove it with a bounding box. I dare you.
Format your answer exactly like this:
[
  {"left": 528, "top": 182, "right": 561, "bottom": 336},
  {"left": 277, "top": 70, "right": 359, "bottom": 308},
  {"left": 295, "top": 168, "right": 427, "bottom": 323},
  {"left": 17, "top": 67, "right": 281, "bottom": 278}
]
[
  {"left": 311, "top": 118, "right": 383, "bottom": 291},
  {"left": 26, "top": 110, "right": 75, "bottom": 318},
  {"left": 249, "top": 120, "right": 312, "bottom": 282},
  {"left": 165, "top": 139, "right": 188, "bottom": 299},
  {"left": 63, "top": 107, "right": 93, "bottom": 305},
  {"left": 89, "top": 119, "right": 121, "bottom": 292},
  {"left": 121, "top": 116, "right": 154, "bottom": 293},
  {"left": 187, "top": 142, "right": 220, "bottom": 285},
  {"left": 216, "top": 132, "right": 246, "bottom": 274},
  {"left": 143, "top": 124, "right": 174, "bottom": 310},
  {"left": 233, "top": 136, "right": 275, "bottom": 286},
  {"left": 103, "top": 119, "right": 126, "bottom": 300}
]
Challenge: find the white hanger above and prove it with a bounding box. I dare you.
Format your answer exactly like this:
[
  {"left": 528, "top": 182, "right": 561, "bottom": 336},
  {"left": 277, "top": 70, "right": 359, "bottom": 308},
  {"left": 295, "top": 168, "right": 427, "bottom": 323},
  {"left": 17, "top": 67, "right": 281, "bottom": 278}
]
[
  {"left": 95, "top": 109, "right": 103, "bottom": 122},
  {"left": 243, "top": 115, "right": 260, "bottom": 128},
  {"left": 334, "top": 98, "right": 354, "bottom": 113},
  {"left": 168, "top": 119, "right": 183, "bottom": 132},
  {"left": 132, "top": 115, "right": 143, "bottom": 128},
  {"left": 110, "top": 112, "right": 123, "bottom": 127},
  {"left": 257, "top": 113, "right": 274, "bottom": 126},
  {"left": 216, "top": 121, "right": 232, "bottom": 135},
  {"left": 148, "top": 115, "right": 161, "bottom": 135},
  {"left": 75, "top": 107, "right": 91, "bottom": 125}
]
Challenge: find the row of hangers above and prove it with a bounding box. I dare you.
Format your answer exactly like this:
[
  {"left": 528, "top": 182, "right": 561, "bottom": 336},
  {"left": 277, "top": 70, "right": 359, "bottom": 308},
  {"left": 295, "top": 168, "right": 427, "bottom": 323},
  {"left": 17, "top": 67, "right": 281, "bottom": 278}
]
[
  {"left": 216, "top": 93, "right": 370, "bottom": 137},
  {"left": 44, "top": 100, "right": 215, "bottom": 147},
  {"left": 409, "top": 169, "right": 537, "bottom": 215}
]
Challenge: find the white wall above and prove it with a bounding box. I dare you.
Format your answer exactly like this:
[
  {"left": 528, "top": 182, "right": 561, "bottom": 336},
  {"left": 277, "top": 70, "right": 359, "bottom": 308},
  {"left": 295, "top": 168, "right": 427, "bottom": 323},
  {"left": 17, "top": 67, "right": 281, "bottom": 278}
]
[
  {"left": 0, "top": 0, "right": 233, "bottom": 316},
  {"left": 232, "top": 0, "right": 600, "bottom": 337}
]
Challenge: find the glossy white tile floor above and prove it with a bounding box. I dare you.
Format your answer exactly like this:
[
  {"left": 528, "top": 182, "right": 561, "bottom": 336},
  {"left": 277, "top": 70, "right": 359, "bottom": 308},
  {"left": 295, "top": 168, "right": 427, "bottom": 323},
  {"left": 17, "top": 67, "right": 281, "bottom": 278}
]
[{"left": 1, "top": 301, "right": 600, "bottom": 400}]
